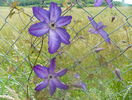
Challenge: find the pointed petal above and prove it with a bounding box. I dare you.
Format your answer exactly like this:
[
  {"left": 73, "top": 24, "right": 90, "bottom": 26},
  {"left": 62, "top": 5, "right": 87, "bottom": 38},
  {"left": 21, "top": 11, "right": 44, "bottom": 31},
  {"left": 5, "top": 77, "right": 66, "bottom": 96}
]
[
  {"left": 50, "top": 2, "right": 62, "bottom": 22},
  {"left": 53, "top": 78, "right": 68, "bottom": 90},
  {"left": 33, "top": 65, "right": 48, "bottom": 79},
  {"left": 55, "top": 28, "right": 70, "bottom": 44},
  {"left": 89, "top": 28, "right": 98, "bottom": 34},
  {"left": 48, "top": 29, "right": 61, "bottom": 54},
  {"left": 97, "top": 22, "right": 103, "bottom": 28},
  {"left": 55, "top": 68, "right": 67, "bottom": 77},
  {"left": 88, "top": 16, "right": 98, "bottom": 28},
  {"left": 49, "top": 58, "right": 56, "bottom": 73},
  {"left": 49, "top": 80, "right": 56, "bottom": 96},
  {"left": 97, "top": 22, "right": 107, "bottom": 29},
  {"left": 35, "top": 80, "right": 48, "bottom": 91},
  {"left": 98, "top": 29, "right": 111, "bottom": 43},
  {"left": 94, "top": 0, "right": 103, "bottom": 7},
  {"left": 106, "top": 0, "right": 113, "bottom": 8},
  {"left": 28, "top": 22, "right": 49, "bottom": 37},
  {"left": 80, "top": 82, "right": 87, "bottom": 91},
  {"left": 56, "top": 16, "right": 72, "bottom": 27},
  {"left": 32, "top": 7, "right": 50, "bottom": 23}
]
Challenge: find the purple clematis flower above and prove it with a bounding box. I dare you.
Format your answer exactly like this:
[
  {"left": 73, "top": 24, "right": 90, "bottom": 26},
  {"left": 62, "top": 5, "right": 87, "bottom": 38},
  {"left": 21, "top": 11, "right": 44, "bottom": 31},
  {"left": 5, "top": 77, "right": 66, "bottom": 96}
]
[
  {"left": 33, "top": 58, "right": 68, "bottom": 96},
  {"left": 28, "top": 2, "right": 72, "bottom": 54},
  {"left": 88, "top": 16, "right": 111, "bottom": 43},
  {"left": 94, "top": 0, "right": 113, "bottom": 8}
]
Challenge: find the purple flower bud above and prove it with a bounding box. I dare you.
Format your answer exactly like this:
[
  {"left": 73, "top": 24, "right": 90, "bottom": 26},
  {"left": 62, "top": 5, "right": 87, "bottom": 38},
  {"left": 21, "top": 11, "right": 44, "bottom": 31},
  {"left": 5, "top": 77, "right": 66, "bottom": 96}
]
[
  {"left": 95, "top": 48, "right": 104, "bottom": 53},
  {"left": 111, "top": 16, "right": 116, "bottom": 22},
  {"left": 114, "top": 68, "right": 123, "bottom": 80},
  {"left": 74, "top": 74, "right": 80, "bottom": 79}
]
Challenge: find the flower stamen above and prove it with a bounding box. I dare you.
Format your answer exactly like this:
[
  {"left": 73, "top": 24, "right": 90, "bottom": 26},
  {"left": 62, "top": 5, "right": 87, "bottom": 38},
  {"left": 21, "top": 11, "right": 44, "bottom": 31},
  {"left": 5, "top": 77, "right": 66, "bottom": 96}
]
[
  {"left": 49, "top": 23, "right": 56, "bottom": 29},
  {"left": 48, "top": 74, "right": 54, "bottom": 79}
]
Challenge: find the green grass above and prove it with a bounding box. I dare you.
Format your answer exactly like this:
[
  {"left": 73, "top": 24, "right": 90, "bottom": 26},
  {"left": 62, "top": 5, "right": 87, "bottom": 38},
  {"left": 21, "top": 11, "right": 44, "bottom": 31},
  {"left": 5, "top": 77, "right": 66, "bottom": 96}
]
[{"left": 0, "top": 6, "right": 132, "bottom": 100}]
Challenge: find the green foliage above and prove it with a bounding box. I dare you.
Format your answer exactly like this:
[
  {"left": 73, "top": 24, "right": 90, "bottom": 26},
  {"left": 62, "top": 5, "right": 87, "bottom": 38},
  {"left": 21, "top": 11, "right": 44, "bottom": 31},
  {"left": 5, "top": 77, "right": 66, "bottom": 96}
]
[{"left": 113, "top": 1, "right": 123, "bottom": 6}]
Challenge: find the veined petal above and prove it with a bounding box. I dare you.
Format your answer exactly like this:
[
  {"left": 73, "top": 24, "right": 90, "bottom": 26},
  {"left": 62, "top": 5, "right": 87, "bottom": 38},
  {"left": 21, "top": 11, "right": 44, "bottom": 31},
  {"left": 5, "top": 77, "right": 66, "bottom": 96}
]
[
  {"left": 50, "top": 2, "right": 62, "bottom": 23},
  {"left": 56, "top": 16, "right": 72, "bottom": 27},
  {"left": 98, "top": 29, "right": 111, "bottom": 43},
  {"left": 33, "top": 65, "right": 48, "bottom": 79},
  {"left": 32, "top": 7, "right": 50, "bottom": 23},
  {"left": 48, "top": 29, "right": 61, "bottom": 54},
  {"left": 28, "top": 22, "right": 49, "bottom": 37},
  {"left": 106, "top": 0, "right": 113, "bottom": 8},
  {"left": 89, "top": 28, "right": 98, "bottom": 34},
  {"left": 55, "top": 28, "right": 70, "bottom": 44},
  {"left": 35, "top": 80, "right": 48, "bottom": 91},
  {"left": 88, "top": 16, "right": 98, "bottom": 28},
  {"left": 55, "top": 68, "right": 67, "bottom": 77},
  {"left": 49, "top": 80, "right": 56, "bottom": 96},
  {"left": 94, "top": 0, "right": 103, "bottom": 7},
  {"left": 53, "top": 78, "right": 68, "bottom": 90},
  {"left": 49, "top": 58, "right": 56, "bottom": 74}
]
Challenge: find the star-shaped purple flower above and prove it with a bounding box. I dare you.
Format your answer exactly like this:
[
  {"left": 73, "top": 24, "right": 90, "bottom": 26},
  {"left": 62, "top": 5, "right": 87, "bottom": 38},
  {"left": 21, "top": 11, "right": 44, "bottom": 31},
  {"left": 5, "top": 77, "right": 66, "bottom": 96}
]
[
  {"left": 28, "top": 2, "right": 72, "bottom": 54},
  {"left": 94, "top": 0, "right": 113, "bottom": 8},
  {"left": 88, "top": 16, "right": 111, "bottom": 43},
  {"left": 33, "top": 58, "right": 68, "bottom": 96}
]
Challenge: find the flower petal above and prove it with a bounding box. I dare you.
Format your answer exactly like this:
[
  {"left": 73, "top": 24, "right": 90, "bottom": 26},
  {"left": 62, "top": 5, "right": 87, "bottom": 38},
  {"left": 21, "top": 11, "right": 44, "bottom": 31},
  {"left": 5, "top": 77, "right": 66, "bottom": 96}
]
[
  {"left": 80, "top": 82, "right": 87, "bottom": 91},
  {"left": 89, "top": 28, "right": 98, "bottom": 34},
  {"left": 55, "top": 28, "right": 70, "bottom": 44},
  {"left": 49, "top": 58, "right": 56, "bottom": 73},
  {"left": 48, "top": 29, "right": 61, "bottom": 54},
  {"left": 74, "top": 74, "right": 80, "bottom": 79},
  {"left": 94, "top": 0, "right": 103, "bottom": 7},
  {"left": 53, "top": 78, "right": 68, "bottom": 90},
  {"left": 49, "top": 80, "right": 56, "bottom": 96},
  {"left": 106, "top": 0, "right": 113, "bottom": 8},
  {"left": 35, "top": 80, "right": 48, "bottom": 91},
  {"left": 55, "top": 68, "right": 67, "bottom": 77},
  {"left": 28, "top": 22, "right": 49, "bottom": 37},
  {"left": 33, "top": 65, "right": 48, "bottom": 79},
  {"left": 32, "top": 7, "right": 50, "bottom": 23},
  {"left": 56, "top": 16, "right": 72, "bottom": 27},
  {"left": 97, "top": 22, "right": 107, "bottom": 29},
  {"left": 88, "top": 16, "right": 98, "bottom": 28},
  {"left": 50, "top": 2, "right": 62, "bottom": 22},
  {"left": 98, "top": 29, "right": 111, "bottom": 43}
]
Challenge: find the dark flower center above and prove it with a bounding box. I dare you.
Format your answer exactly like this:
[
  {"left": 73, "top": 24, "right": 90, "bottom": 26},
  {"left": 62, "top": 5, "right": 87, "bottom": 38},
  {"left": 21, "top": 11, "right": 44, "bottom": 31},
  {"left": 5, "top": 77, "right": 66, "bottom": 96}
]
[
  {"left": 49, "top": 75, "right": 52, "bottom": 78},
  {"left": 49, "top": 23, "right": 56, "bottom": 29},
  {"left": 48, "top": 74, "right": 54, "bottom": 79},
  {"left": 51, "top": 24, "right": 55, "bottom": 27}
]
